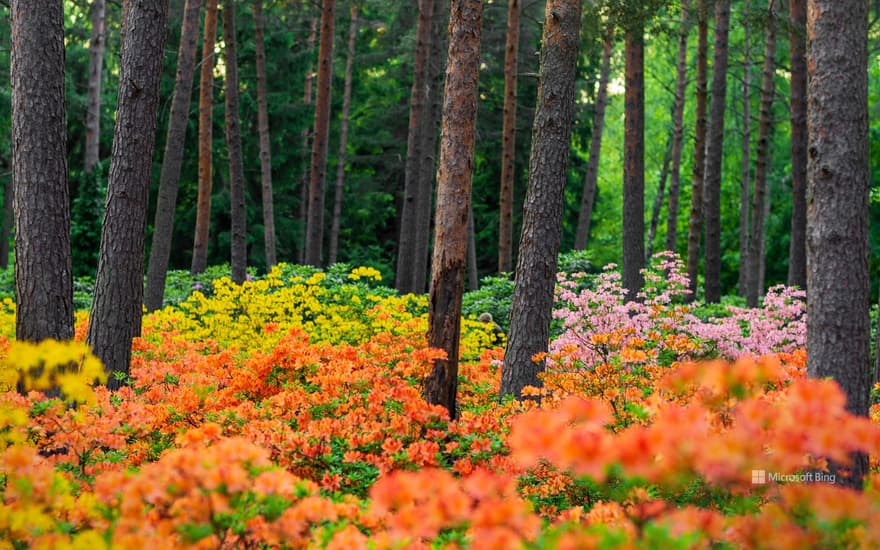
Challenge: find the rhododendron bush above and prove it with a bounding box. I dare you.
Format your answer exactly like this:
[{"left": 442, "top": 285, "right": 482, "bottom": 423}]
[{"left": 1, "top": 260, "right": 879, "bottom": 549}]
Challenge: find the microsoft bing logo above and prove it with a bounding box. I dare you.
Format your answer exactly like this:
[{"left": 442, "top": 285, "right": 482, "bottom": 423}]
[{"left": 752, "top": 469, "right": 766, "bottom": 485}]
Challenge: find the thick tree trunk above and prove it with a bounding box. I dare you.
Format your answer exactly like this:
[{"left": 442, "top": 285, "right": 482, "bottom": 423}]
[
  {"left": 191, "top": 0, "right": 219, "bottom": 275},
  {"left": 396, "top": 0, "right": 435, "bottom": 292},
  {"left": 304, "top": 0, "right": 336, "bottom": 267},
  {"left": 0, "top": 179, "right": 11, "bottom": 270},
  {"left": 87, "top": 0, "right": 168, "bottom": 386},
  {"left": 298, "top": 16, "right": 318, "bottom": 264},
  {"left": 806, "top": 0, "right": 870, "bottom": 489},
  {"left": 787, "top": 0, "right": 807, "bottom": 288},
  {"left": 424, "top": 0, "right": 483, "bottom": 419},
  {"left": 224, "top": 0, "right": 247, "bottom": 283},
  {"left": 329, "top": 4, "right": 358, "bottom": 265},
  {"left": 254, "top": 0, "right": 276, "bottom": 269},
  {"left": 497, "top": 0, "right": 520, "bottom": 273},
  {"left": 685, "top": 0, "right": 708, "bottom": 299},
  {"left": 746, "top": 5, "right": 775, "bottom": 308},
  {"left": 622, "top": 25, "right": 645, "bottom": 301},
  {"left": 665, "top": 0, "right": 690, "bottom": 255},
  {"left": 11, "top": 0, "right": 74, "bottom": 342},
  {"left": 574, "top": 33, "right": 612, "bottom": 251},
  {"left": 702, "top": 0, "right": 731, "bottom": 304},
  {"left": 412, "top": 0, "right": 449, "bottom": 294},
  {"left": 145, "top": 0, "right": 203, "bottom": 312},
  {"left": 646, "top": 134, "right": 673, "bottom": 260},
  {"left": 738, "top": 0, "right": 752, "bottom": 297},
  {"left": 499, "top": 0, "right": 581, "bottom": 400},
  {"left": 84, "top": 0, "right": 106, "bottom": 173}
]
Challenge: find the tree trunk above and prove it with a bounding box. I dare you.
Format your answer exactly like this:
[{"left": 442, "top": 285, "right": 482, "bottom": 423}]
[
  {"left": 497, "top": 0, "right": 520, "bottom": 273},
  {"left": 665, "top": 0, "right": 690, "bottom": 255},
  {"left": 84, "top": 0, "right": 106, "bottom": 173},
  {"left": 412, "top": 0, "right": 449, "bottom": 294},
  {"left": 224, "top": 0, "right": 247, "bottom": 284},
  {"left": 329, "top": 3, "right": 358, "bottom": 265},
  {"left": 806, "top": 0, "right": 870, "bottom": 489},
  {"left": 467, "top": 201, "right": 478, "bottom": 291},
  {"left": 145, "top": 0, "right": 203, "bottom": 312},
  {"left": 0, "top": 179, "right": 11, "bottom": 270},
  {"left": 685, "top": 0, "right": 708, "bottom": 299},
  {"left": 738, "top": 0, "right": 752, "bottom": 297},
  {"left": 623, "top": 25, "right": 645, "bottom": 301},
  {"left": 191, "top": 0, "right": 219, "bottom": 275},
  {"left": 87, "top": 0, "right": 168, "bottom": 386},
  {"left": 574, "top": 33, "right": 612, "bottom": 251},
  {"left": 11, "top": 0, "right": 74, "bottom": 342},
  {"left": 298, "top": 16, "right": 318, "bottom": 264},
  {"left": 424, "top": 0, "right": 483, "bottom": 419},
  {"left": 646, "top": 134, "right": 673, "bottom": 260},
  {"left": 746, "top": 5, "right": 775, "bottom": 308},
  {"left": 758, "top": 178, "right": 770, "bottom": 295},
  {"left": 787, "top": 0, "right": 807, "bottom": 288},
  {"left": 499, "top": 0, "right": 581, "bottom": 400},
  {"left": 396, "top": 0, "right": 435, "bottom": 292},
  {"left": 702, "top": 0, "right": 731, "bottom": 304},
  {"left": 254, "top": 0, "right": 276, "bottom": 269},
  {"left": 304, "top": 0, "right": 336, "bottom": 267}
]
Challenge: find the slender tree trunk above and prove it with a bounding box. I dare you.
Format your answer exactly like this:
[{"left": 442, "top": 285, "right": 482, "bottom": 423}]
[
  {"left": 299, "top": 16, "right": 317, "bottom": 264},
  {"left": 467, "top": 201, "right": 478, "bottom": 291},
  {"left": 500, "top": 0, "right": 581, "bottom": 400},
  {"left": 758, "top": 179, "right": 770, "bottom": 295},
  {"left": 254, "top": 0, "right": 276, "bottom": 269},
  {"left": 412, "top": 0, "right": 449, "bottom": 294},
  {"left": 646, "top": 134, "right": 673, "bottom": 260},
  {"left": 497, "top": 0, "right": 520, "bottom": 273},
  {"left": 787, "top": 0, "right": 807, "bottom": 288},
  {"left": 623, "top": 24, "right": 645, "bottom": 301},
  {"left": 224, "top": 0, "right": 247, "bottom": 283},
  {"left": 806, "top": 0, "right": 870, "bottom": 489},
  {"left": 84, "top": 0, "right": 106, "bottom": 173},
  {"left": 329, "top": 3, "right": 358, "bottom": 265},
  {"left": 191, "top": 0, "right": 219, "bottom": 275},
  {"left": 396, "top": 0, "right": 435, "bottom": 291},
  {"left": 304, "top": 0, "right": 336, "bottom": 267},
  {"left": 0, "top": 179, "right": 11, "bottom": 270},
  {"left": 665, "top": 0, "right": 690, "bottom": 254},
  {"left": 424, "top": 0, "right": 483, "bottom": 419},
  {"left": 87, "top": 0, "right": 168, "bottom": 386},
  {"left": 685, "top": 0, "right": 708, "bottom": 299},
  {"left": 574, "top": 33, "right": 612, "bottom": 251},
  {"left": 11, "top": 0, "right": 73, "bottom": 342},
  {"left": 145, "top": 0, "right": 204, "bottom": 312},
  {"left": 746, "top": 5, "right": 775, "bottom": 308},
  {"left": 738, "top": 0, "right": 752, "bottom": 297},
  {"left": 702, "top": 0, "right": 731, "bottom": 304}
]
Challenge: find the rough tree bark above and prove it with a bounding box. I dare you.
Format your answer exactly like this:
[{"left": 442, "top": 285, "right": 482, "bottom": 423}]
[
  {"left": 665, "top": 0, "right": 690, "bottom": 255},
  {"left": 787, "top": 0, "right": 807, "bottom": 288},
  {"left": 84, "top": 0, "right": 106, "bottom": 173},
  {"left": 191, "top": 0, "right": 218, "bottom": 275},
  {"left": 623, "top": 24, "right": 645, "bottom": 301},
  {"left": 574, "top": 33, "right": 612, "bottom": 251},
  {"left": 424, "top": 0, "right": 483, "bottom": 419},
  {"left": 806, "top": 0, "right": 870, "bottom": 490},
  {"left": 304, "top": 0, "right": 336, "bottom": 267},
  {"left": 685, "top": 0, "right": 708, "bottom": 299},
  {"left": 396, "top": 0, "right": 435, "bottom": 292},
  {"left": 745, "top": 3, "right": 775, "bottom": 308},
  {"left": 738, "top": 0, "right": 752, "bottom": 297},
  {"left": 497, "top": 0, "right": 520, "bottom": 273},
  {"left": 224, "top": 0, "right": 247, "bottom": 283},
  {"left": 11, "top": 0, "right": 74, "bottom": 342},
  {"left": 255, "top": 0, "right": 276, "bottom": 269},
  {"left": 87, "top": 0, "right": 168, "bottom": 386},
  {"left": 145, "top": 0, "right": 204, "bottom": 312},
  {"left": 499, "top": 0, "right": 581, "bottom": 400},
  {"left": 702, "top": 0, "right": 731, "bottom": 304},
  {"left": 329, "top": 3, "right": 359, "bottom": 265},
  {"left": 298, "top": 16, "right": 318, "bottom": 264}
]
